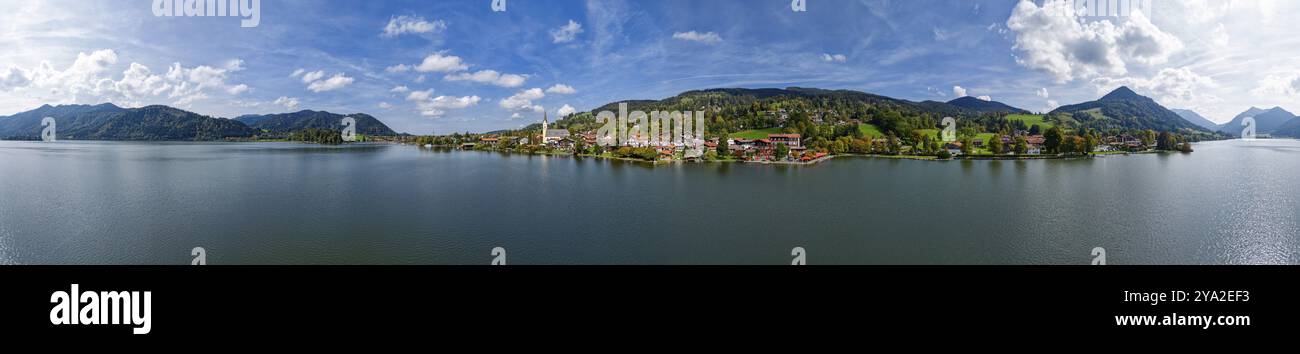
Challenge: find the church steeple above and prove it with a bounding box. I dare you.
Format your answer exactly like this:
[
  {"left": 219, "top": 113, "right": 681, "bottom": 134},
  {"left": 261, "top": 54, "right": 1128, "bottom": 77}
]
[{"left": 541, "top": 111, "right": 548, "bottom": 145}]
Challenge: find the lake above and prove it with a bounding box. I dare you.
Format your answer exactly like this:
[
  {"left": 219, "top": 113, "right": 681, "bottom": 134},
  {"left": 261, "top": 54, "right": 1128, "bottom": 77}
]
[{"left": 1, "top": 139, "right": 1297, "bottom": 265}]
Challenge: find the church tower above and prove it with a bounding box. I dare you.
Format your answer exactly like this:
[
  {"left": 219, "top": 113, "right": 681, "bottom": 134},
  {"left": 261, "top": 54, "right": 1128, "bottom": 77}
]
[{"left": 541, "top": 111, "right": 548, "bottom": 144}]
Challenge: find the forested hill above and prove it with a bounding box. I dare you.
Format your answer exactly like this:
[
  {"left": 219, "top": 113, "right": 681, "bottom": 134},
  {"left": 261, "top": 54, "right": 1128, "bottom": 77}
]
[
  {"left": 533, "top": 87, "right": 1006, "bottom": 136},
  {"left": 235, "top": 110, "right": 397, "bottom": 136},
  {"left": 1047, "top": 86, "right": 1211, "bottom": 135},
  {"left": 0, "top": 103, "right": 253, "bottom": 140},
  {"left": 0, "top": 104, "right": 397, "bottom": 141}
]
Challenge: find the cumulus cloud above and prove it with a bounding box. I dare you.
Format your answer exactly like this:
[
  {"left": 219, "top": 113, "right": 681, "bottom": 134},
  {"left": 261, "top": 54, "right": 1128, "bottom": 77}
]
[
  {"left": 0, "top": 49, "right": 251, "bottom": 107},
  {"left": 378, "top": 102, "right": 393, "bottom": 109},
  {"left": 820, "top": 53, "right": 847, "bottom": 63},
  {"left": 977, "top": 95, "right": 992, "bottom": 101},
  {"left": 952, "top": 86, "right": 968, "bottom": 97},
  {"left": 416, "top": 52, "right": 469, "bottom": 73},
  {"left": 226, "top": 84, "right": 249, "bottom": 95},
  {"left": 444, "top": 70, "right": 527, "bottom": 88},
  {"left": 390, "top": 85, "right": 409, "bottom": 93},
  {"left": 673, "top": 31, "right": 722, "bottom": 44},
  {"left": 500, "top": 88, "right": 546, "bottom": 112},
  {"left": 381, "top": 15, "right": 446, "bottom": 37},
  {"left": 545, "top": 84, "right": 576, "bottom": 94},
  {"left": 385, "top": 64, "right": 411, "bottom": 73},
  {"left": 290, "top": 68, "right": 305, "bottom": 77},
  {"left": 1036, "top": 87, "right": 1049, "bottom": 98},
  {"left": 306, "top": 73, "right": 354, "bottom": 92},
  {"left": 1006, "top": 0, "right": 1183, "bottom": 82},
  {"left": 557, "top": 104, "right": 577, "bottom": 116},
  {"left": 300, "top": 70, "right": 325, "bottom": 84},
  {"left": 274, "top": 96, "right": 300, "bottom": 110},
  {"left": 1252, "top": 73, "right": 1300, "bottom": 97},
  {"left": 550, "top": 20, "right": 584, "bottom": 43},
  {"left": 406, "top": 89, "right": 481, "bottom": 117},
  {"left": 1092, "top": 67, "right": 1218, "bottom": 108}
]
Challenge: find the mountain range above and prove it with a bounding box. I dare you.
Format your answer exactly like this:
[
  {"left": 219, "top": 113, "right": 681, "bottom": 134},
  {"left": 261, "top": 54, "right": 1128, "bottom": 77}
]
[
  {"left": 1046, "top": 86, "right": 1212, "bottom": 135},
  {"left": 1170, "top": 109, "right": 1221, "bottom": 131},
  {"left": 944, "top": 96, "right": 1030, "bottom": 114},
  {"left": 1215, "top": 106, "right": 1297, "bottom": 137},
  {"left": 0, "top": 104, "right": 395, "bottom": 140}
]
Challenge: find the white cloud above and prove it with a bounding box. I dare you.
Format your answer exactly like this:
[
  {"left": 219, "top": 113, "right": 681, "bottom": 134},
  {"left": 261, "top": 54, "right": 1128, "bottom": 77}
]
[
  {"left": 545, "top": 84, "right": 576, "bottom": 94},
  {"left": 550, "top": 20, "right": 584, "bottom": 43},
  {"left": 385, "top": 64, "right": 411, "bottom": 73},
  {"left": 557, "top": 104, "right": 576, "bottom": 116},
  {"left": 377, "top": 102, "right": 393, "bottom": 109},
  {"left": 500, "top": 88, "right": 546, "bottom": 112},
  {"left": 952, "top": 86, "right": 967, "bottom": 97},
  {"left": 224, "top": 59, "right": 245, "bottom": 72},
  {"left": 226, "top": 84, "right": 249, "bottom": 95},
  {"left": 301, "top": 70, "right": 325, "bottom": 84},
  {"left": 390, "top": 85, "right": 409, "bottom": 93},
  {"left": 672, "top": 31, "right": 722, "bottom": 44},
  {"left": 274, "top": 96, "right": 300, "bottom": 110},
  {"left": 1006, "top": 0, "right": 1183, "bottom": 82},
  {"left": 977, "top": 95, "right": 992, "bottom": 101},
  {"left": 291, "top": 68, "right": 305, "bottom": 77},
  {"left": 1092, "top": 67, "right": 1218, "bottom": 108},
  {"left": 0, "top": 66, "right": 33, "bottom": 90},
  {"left": 820, "top": 53, "right": 847, "bottom": 63},
  {"left": 1252, "top": 73, "right": 1300, "bottom": 97},
  {"left": 0, "top": 49, "right": 251, "bottom": 108},
  {"left": 444, "top": 70, "right": 527, "bottom": 88},
  {"left": 306, "top": 73, "right": 354, "bottom": 92},
  {"left": 1046, "top": 100, "right": 1060, "bottom": 111},
  {"left": 1036, "top": 88, "right": 1049, "bottom": 98},
  {"left": 416, "top": 52, "right": 469, "bottom": 73},
  {"left": 381, "top": 15, "right": 446, "bottom": 37},
  {"left": 406, "top": 89, "right": 480, "bottom": 117},
  {"left": 510, "top": 112, "right": 522, "bottom": 119}
]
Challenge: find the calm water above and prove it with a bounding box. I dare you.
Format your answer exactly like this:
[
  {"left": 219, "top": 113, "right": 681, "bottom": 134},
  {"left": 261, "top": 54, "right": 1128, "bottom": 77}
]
[{"left": 1, "top": 139, "right": 1297, "bottom": 265}]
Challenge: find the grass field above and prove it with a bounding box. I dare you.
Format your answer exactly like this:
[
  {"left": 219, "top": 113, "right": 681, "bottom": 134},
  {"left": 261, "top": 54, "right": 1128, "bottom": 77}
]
[
  {"left": 728, "top": 128, "right": 784, "bottom": 139},
  {"left": 1006, "top": 114, "right": 1054, "bottom": 129},
  {"left": 857, "top": 123, "right": 885, "bottom": 138}
]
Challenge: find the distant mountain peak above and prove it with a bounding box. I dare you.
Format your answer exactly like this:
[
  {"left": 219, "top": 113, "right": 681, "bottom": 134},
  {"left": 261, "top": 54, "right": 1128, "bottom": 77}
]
[{"left": 1100, "top": 86, "right": 1143, "bottom": 101}]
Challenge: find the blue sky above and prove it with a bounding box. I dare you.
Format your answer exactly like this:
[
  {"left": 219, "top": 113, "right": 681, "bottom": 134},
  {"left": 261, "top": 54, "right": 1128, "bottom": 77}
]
[{"left": 3, "top": 0, "right": 1299, "bottom": 133}]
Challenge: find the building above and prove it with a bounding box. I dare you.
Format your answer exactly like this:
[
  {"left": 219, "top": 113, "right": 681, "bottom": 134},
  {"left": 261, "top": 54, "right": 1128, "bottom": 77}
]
[{"left": 768, "top": 134, "right": 801, "bottom": 148}]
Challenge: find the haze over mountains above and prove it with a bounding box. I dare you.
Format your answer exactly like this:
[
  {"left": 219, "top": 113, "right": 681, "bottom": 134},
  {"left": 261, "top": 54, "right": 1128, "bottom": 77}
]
[{"left": 0, "top": 104, "right": 396, "bottom": 140}]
